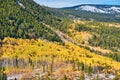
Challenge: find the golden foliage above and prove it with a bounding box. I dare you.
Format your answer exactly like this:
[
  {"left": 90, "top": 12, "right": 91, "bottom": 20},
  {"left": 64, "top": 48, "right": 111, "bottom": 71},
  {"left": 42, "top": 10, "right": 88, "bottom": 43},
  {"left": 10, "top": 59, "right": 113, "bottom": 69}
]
[{"left": 1, "top": 37, "right": 120, "bottom": 73}]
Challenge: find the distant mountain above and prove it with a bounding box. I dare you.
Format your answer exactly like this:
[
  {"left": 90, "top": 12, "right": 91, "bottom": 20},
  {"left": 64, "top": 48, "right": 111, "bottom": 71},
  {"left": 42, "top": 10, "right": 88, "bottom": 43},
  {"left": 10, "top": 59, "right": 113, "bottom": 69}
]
[
  {"left": 60, "top": 4, "right": 120, "bottom": 22},
  {"left": 62, "top": 4, "right": 120, "bottom": 14}
]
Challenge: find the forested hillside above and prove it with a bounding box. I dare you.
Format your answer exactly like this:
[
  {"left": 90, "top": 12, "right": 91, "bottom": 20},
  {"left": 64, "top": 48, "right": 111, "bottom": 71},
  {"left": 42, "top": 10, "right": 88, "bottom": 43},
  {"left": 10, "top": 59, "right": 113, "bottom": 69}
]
[
  {"left": 0, "top": 37, "right": 120, "bottom": 79},
  {"left": 67, "top": 20, "right": 120, "bottom": 62},
  {"left": 0, "top": 0, "right": 71, "bottom": 41},
  {"left": 73, "top": 21, "right": 120, "bottom": 52}
]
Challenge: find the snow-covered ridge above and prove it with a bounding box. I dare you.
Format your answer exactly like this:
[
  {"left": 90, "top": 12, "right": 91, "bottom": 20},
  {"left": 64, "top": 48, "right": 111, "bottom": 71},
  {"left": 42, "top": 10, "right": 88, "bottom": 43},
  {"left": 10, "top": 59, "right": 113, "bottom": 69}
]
[
  {"left": 75, "top": 5, "right": 120, "bottom": 14},
  {"left": 107, "top": 7, "right": 120, "bottom": 13},
  {"left": 75, "top": 6, "right": 107, "bottom": 13}
]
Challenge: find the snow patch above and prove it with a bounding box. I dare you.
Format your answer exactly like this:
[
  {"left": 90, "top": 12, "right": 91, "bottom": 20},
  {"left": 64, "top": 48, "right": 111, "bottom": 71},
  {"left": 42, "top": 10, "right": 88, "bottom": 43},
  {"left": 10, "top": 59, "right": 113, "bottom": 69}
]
[
  {"left": 108, "top": 74, "right": 115, "bottom": 79},
  {"left": 18, "top": 1, "right": 25, "bottom": 8}
]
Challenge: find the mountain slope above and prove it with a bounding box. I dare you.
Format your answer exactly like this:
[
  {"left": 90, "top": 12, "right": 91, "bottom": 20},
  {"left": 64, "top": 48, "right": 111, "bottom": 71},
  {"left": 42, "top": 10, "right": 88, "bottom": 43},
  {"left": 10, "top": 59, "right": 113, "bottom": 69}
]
[
  {"left": 1, "top": 37, "right": 120, "bottom": 79},
  {"left": 0, "top": 0, "right": 71, "bottom": 41},
  {"left": 67, "top": 20, "right": 120, "bottom": 53},
  {"left": 18, "top": 0, "right": 71, "bottom": 32}
]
